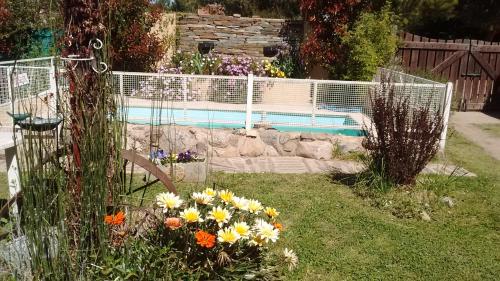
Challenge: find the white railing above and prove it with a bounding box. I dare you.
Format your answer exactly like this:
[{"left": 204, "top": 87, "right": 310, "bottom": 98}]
[
  {"left": 0, "top": 58, "right": 452, "bottom": 148},
  {"left": 376, "top": 67, "right": 442, "bottom": 85},
  {"left": 0, "top": 56, "right": 55, "bottom": 67}
]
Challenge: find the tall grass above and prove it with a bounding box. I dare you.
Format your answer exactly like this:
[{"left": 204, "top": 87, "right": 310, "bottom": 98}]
[{"left": 7, "top": 8, "right": 126, "bottom": 280}]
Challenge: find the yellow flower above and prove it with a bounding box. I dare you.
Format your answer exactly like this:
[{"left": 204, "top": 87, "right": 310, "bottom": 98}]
[
  {"left": 219, "top": 190, "right": 234, "bottom": 204},
  {"left": 217, "top": 227, "right": 240, "bottom": 244},
  {"left": 253, "top": 218, "right": 279, "bottom": 243},
  {"left": 180, "top": 207, "right": 203, "bottom": 223},
  {"left": 233, "top": 221, "right": 251, "bottom": 239},
  {"left": 203, "top": 188, "right": 217, "bottom": 197},
  {"left": 156, "top": 192, "right": 183, "bottom": 212},
  {"left": 192, "top": 192, "right": 213, "bottom": 205},
  {"left": 247, "top": 199, "right": 263, "bottom": 214},
  {"left": 207, "top": 206, "right": 231, "bottom": 227},
  {"left": 264, "top": 207, "right": 280, "bottom": 219},
  {"left": 231, "top": 196, "right": 249, "bottom": 211}
]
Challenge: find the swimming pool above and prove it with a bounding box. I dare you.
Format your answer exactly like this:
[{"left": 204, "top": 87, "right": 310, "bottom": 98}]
[{"left": 125, "top": 107, "right": 364, "bottom": 136}]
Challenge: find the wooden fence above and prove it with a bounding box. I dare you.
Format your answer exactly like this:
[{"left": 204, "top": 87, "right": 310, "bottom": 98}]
[{"left": 398, "top": 32, "right": 500, "bottom": 111}]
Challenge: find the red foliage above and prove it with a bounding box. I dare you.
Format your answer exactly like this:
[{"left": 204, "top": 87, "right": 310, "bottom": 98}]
[
  {"left": 108, "top": 0, "right": 165, "bottom": 72},
  {"left": 0, "top": 0, "right": 12, "bottom": 55},
  {"left": 299, "top": 0, "right": 372, "bottom": 68}
]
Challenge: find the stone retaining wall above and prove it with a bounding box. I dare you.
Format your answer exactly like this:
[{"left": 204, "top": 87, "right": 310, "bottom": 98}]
[
  {"left": 177, "top": 13, "right": 302, "bottom": 60},
  {"left": 127, "top": 124, "right": 363, "bottom": 161}
]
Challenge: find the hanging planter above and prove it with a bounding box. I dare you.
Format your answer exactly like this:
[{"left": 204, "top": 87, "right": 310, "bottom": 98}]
[
  {"left": 198, "top": 41, "right": 215, "bottom": 55},
  {"left": 263, "top": 45, "right": 279, "bottom": 57},
  {"left": 17, "top": 117, "right": 63, "bottom": 132}
]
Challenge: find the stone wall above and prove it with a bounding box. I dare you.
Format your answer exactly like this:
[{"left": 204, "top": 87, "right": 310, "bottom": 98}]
[
  {"left": 127, "top": 124, "right": 363, "bottom": 161},
  {"left": 177, "top": 13, "right": 302, "bottom": 60}
]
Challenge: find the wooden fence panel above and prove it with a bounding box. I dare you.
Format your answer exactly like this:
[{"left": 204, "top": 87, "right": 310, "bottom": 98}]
[{"left": 398, "top": 32, "right": 500, "bottom": 111}]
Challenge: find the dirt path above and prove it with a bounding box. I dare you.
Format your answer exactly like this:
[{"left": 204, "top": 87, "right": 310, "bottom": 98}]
[{"left": 449, "top": 112, "right": 500, "bottom": 160}]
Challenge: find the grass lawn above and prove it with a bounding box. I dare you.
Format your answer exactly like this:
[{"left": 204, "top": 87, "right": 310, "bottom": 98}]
[
  {"left": 0, "top": 131, "right": 499, "bottom": 280},
  {"left": 0, "top": 172, "right": 7, "bottom": 199},
  {"left": 479, "top": 123, "right": 500, "bottom": 138},
  {"left": 130, "top": 131, "right": 500, "bottom": 280}
]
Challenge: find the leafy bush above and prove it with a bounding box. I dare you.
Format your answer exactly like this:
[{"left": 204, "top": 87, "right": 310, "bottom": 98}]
[
  {"left": 171, "top": 51, "right": 222, "bottom": 75},
  {"left": 363, "top": 79, "right": 444, "bottom": 186},
  {"left": 165, "top": 52, "right": 288, "bottom": 103},
  {"left": 299, "top": 0, "right": 375, "bottom": 75},
  {"left": 88, "top": 239, "right": 178, "bottom": 280},
  {"left": 108, "top": 0, "right": 165, "bottom": 72},
  {"left": 340, "top": 6, "right": 399, "bottom": 81},
  {"left": 169, "top": 51, "right": 295, "bottom": 78},
  {"left": 0, "top": 0, "right": 57, "bottom": 59}
]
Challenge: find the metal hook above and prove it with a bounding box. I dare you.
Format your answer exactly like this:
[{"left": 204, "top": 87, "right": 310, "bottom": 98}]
[
  {"left": 91, "top": 61, "right": 108, "bottom": 74},
  {"left": 89, "top": 38, "right": 104, "bottom": 50}
]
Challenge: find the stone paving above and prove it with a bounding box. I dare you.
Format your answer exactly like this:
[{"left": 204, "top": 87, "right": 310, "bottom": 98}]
[
  {"left": 450, "top": 112, "right": 500, "bottom": 161},
  {"left": 209, "top": 156, "right": 476, "bottom": 176}
]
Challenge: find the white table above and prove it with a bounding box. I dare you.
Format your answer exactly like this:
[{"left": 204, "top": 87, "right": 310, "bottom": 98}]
[{"left": 0, "top": 131, "right": 20, "bottom": 214}]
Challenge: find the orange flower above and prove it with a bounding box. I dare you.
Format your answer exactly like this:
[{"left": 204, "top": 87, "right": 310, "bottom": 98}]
[
  {"left": 104, "top": 211, "right": 125, "bottom": 226},
  {"left": 165, "top": 217, "right": 182, "bottom": 230},
  {"left": 195, "top": 230, "right": 216, "bottom": 249},
  {"left": 273, "top": 222, "right": 283, "bottom": 231}
]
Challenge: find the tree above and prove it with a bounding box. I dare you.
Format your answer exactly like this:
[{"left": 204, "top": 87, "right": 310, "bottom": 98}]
[
  {"left": 0, "top": 0, "right": 58, "bottom": 59},
  {"left": 392, "top": 0, "right": 499, "bottom": 41},
  {"left": 454, "top": 0, "right": 500, "bottom": 40},
  {"left": 174, "top": 0, "right": 300, "bottom": 18},
  {"left": 299, "top": 0, "right": 386, "bottom": 77},
  {"left": 108, "top": 0, "right": 165, "bottom": 72},
  {"left": 392, "top": 0, "right": 458, "bottom": 38},
  {"left": 341, "top": 6, "right": 398, "bottom": 80}
]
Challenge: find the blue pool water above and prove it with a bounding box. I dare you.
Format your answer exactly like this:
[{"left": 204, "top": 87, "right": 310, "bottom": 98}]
[{"left": 125, "top": 107, "right": 364, "bottom": 136}]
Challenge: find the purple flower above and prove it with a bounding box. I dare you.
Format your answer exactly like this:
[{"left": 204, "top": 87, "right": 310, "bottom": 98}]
[{"left": 177, "top": 150, "right": 197, "bottom": 163}]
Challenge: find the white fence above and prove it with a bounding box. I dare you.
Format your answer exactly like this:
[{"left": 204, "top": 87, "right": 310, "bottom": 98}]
[
  {"left": 112, "top": 71, "right": 378, "bottom": 134},
  {"left": 0, "top": 57, "right": 453, "bottom": 148}
]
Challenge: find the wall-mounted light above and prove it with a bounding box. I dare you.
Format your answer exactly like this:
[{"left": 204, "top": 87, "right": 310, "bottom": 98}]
[
  {"left": 198, "top": 42, "right": 215, "bottom": 55},
  {"left": 263, "top": 45, "right": 279, "bottom": 57}
]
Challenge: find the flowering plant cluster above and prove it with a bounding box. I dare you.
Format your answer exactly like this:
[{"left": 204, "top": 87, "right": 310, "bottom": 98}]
[
  {"left": 130, "top": 75, "right": 199, "bottom": 101},
  {"left": 153, "top": 188, "right": 298, "bottom": 277},
  {"left": 217, "top": 55, "right": 266, "bottom": 76},
  {"left": 99, "top": 189, "right": 297, "bottom": 278},
  {"left": 149, "top": 149, "right": 202, "bottom": 165},
  {"left": 170, "top": 51, "right": 287, "bottom": 78},
  {"left": 263, "top": 60, "right": 286, "bottom": 78}
]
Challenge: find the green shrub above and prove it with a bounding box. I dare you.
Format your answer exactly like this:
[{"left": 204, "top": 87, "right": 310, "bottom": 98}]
[{"left": 340, "top": 6, "right": 399, "bottom": 81}]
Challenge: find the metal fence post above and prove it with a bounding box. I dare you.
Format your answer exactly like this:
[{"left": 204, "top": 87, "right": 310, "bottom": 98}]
[
  {"left": 245, "top": 74, "right": 254, "bottom": 132},
  {"left": 439, "top": 82, "right": 453, "bottom": 151},
  {"left": 49, "top": 62, "right": 57, "bottom": 117},
  {"left": 119, "top": 73, "right": 124, "bottom": 99},
  {"left": 7, "top": 66, "right": 14, "bottom": 114},
  {"left": 312, "top": 81, "right": 318, "bottom": 126},
  {"left": 184, "top": 78, "right": 188, "bottom": 121}
]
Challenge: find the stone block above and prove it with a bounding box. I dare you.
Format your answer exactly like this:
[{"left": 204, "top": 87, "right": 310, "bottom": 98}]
[
  {"left": 295, "top": 141, "right": 333, "bottom": 160},
  {"left": 239, "top": 135, "right": 266, "bottom": 157}
]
